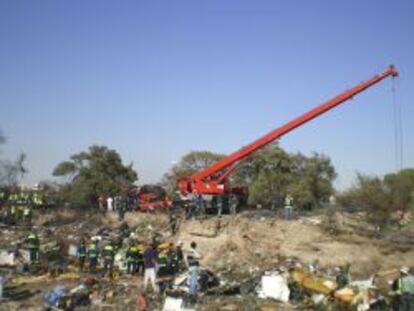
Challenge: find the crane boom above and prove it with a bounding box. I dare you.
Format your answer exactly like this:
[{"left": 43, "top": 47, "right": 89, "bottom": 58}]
[{"left": 178, "top": 65, "right": 398, "bottom": 195}]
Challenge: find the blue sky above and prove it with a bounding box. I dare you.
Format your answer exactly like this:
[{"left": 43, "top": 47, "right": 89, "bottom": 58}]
[{"left": 0, "top": 0, "right": 413, "bottom": 190}]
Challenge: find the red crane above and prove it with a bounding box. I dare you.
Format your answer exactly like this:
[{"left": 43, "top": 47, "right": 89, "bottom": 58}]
[{"left": 178, "top": 65, "right": 398, "bottom": 196}]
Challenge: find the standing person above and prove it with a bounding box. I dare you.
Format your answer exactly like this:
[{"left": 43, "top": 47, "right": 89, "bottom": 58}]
[
  {"left": 169, "top": 241, "right": 184, "bottom": 273},
  {"left": 167, "top": 243, "right": 180, "bottom": 275},
  {"left": 0, "top": 189, "right": 6, "bottom": 207},
  {"left": 87, "top": 240, "right": 99, "bottom": 273},
  {"left": 391, "top": 266, "right": 414, "bottom": 310},
  {"left": 169, "top": 210, "right": 178, "bottom": 235},
  {"left": 8, "top": 193, "right": 18, "bottom": 225},
  {"left": 284, "top": 195, "right": 293, "bottom": 220},
  {"left": 26, "top": 232, "right": 40, "bottom": 264},
  {"left": 186, "top": 241, "right": 202, "bottom": 303},
  {"left": 157, "top": 246, "right": 169, "bottom": 277},
  {"left": 216, "top": 195, "right": 223, "bottom": 217},
  {"left": 107, "top": 196, "right": 113, "bottom": 212},
  {"left": 194, "top": 194, "right": 205, "bottom": 217},
  {"left": 23, "top": 206, "right": 32, "bottom": 225},
  {"left": 126, "top": 241, "right": 139, "bottom": 275},
  {"left": 143, "top": 242, "right": 159, "bottom": 294},
  {"left": 77, "top": 238, "right": 87, "bottom": 272},
  {"left": 102, "top": 241, "right": 115, "bottom": 276},
  {"left": 118, "top": 197, "right": 127, "bottom": 221},
  {"left": 113, "top": 195, "right": 121, "bottom": 212},
  {"left": 184, "top": 202, "right": 192, "bottom": 220},
  {"left": 175, "top": 241, "right": 184, "bottom": 272},
  {"left": 98, "top": 195, "right": 106, "bottom": 213},
  {"left": 136, "top": 242, "right": 145, "bottom": 275},
  {"left": 8, "top": 205, "right": 17, "bottom": 225},
  {"left": 33, "top": 191, "right": 43, "bottom": 209},
  {"left": 229, "top": 194, "right": 238, "bottom": 215}
]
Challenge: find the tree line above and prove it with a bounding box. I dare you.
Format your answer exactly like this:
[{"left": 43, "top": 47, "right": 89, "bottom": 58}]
[{"left": 2, "top": 127, "right": 413, "bottom": 228}]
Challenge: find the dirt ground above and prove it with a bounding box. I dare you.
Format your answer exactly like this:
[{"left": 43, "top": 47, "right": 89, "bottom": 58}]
[{"left": 0, "top": 207, "right": 413, "bottom": 310}]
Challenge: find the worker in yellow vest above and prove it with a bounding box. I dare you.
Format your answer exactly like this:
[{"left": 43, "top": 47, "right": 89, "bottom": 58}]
[
  {"left": 126, "top": 241, "right": 139, "bottom": 274},
  {"left": 102, "top": 242, "right": 115, "bottom": 275}
]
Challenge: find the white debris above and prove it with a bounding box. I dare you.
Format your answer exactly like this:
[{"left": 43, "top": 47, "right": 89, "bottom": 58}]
[
  {"left": 19, "top": 249, "right": 31, "bottom": 263},
  {"left": 257, "top": 272, "right": 290, "bottom": 302},
  {"left": 91, "top": 236, "right": 102, "bottom": 242},
  {"left": 298, "top": 216, "right": 322, "bottom": 225},
  {"left": 68, "top": 244, "right": 78, "bottom": 257},
  {"left": 311, "top": 294, "right": 327, "bottom": 305},
  {"left": 350, "top": 275, "right": 376, "bottom": 290},
  {"left": 0, "top": 250, "right": 15, "bottom": 266},
  {"left": 162, "top": 297, "right": 195, "bottom": 311},
  {"left": 114, "top": 251, "right": 127, "bottom": 271}
]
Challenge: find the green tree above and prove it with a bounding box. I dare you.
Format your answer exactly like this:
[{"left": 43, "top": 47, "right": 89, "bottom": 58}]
[
  {"left": 338, "top": 169, "right": 414, "bottom": 230},
  {"left": 384, "top": 169, "right": 414, "bottom": 212},
  {"left": 163, "top": 145, "right": 336, "bottom": 209},
  {"left": 289, "top": 152, "right": 336, "bottom": 209},
  {"left": 339, "top": 174, "right": 393, "bottom": 229},
  {"left": 233, "top": 145, "right": 294, "bottom": 208},
  {"left": 234, "top": 145, "right": 336, "bottom": 209},
  {"left": 53, "top": 145, "right": 137, "bottom": 206}
]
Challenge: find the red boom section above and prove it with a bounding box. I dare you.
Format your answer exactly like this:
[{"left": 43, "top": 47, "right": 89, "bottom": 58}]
[{"left": 179, "top": 66, "right": 398, "bottom": 195}]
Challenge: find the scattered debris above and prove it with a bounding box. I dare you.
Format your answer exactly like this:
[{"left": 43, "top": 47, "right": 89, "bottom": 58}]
[
  {"left": 256, "top": 270, "right": 290, "bottom": 302},
  {"left": 0, "top": 208, "right": 412, "bottom": 309}
]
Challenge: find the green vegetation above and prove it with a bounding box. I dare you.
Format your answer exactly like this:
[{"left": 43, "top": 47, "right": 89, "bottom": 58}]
[
  {"left": 233, "top": 144, "right": 336, "bottom": 209},
  {"left": 53, "top": 145, "right": 137, "bottom": 206},
  {"left": 339, "top": 169, "right": 414, "bottom": 229},
  {"left": 163, "top": 144, "right": 336, "bottom": 210}
]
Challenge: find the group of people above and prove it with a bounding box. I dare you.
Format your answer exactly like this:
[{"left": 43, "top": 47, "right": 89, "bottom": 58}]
[
  {"left": 73, "top": 236, "right": 202, "bottom": 299},
  {"left": 0, "top": 189, "right": 44, "bottom": 225},
  {"left": 139, "top": 239, "right": 202, "bottom": 300},
  {"left": 184, "top": 193, "right": 239, "bottom": 220},
  {"left": 98, "top": 194, "right": 135, "bottom": 220}
]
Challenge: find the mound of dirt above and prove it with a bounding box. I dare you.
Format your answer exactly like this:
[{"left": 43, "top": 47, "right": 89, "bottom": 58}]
[{"left": 172, "top": 212, "right": 414, "bottom": 278}]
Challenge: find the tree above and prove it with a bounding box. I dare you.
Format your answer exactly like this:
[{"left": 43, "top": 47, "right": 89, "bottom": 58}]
[
  {"left": 288, "top": 152, "right": 336, "bottom": 209},
  {"left": 233, "top": 144, "right": 336, "bottom": 209},
  {"left": 384, "top": 169, "right": 414, "bottom": 213},
  {"left": 338, "top": 169, "right": 414, "bottom": 230},
  {"left": 53, "top": 145, "right": 138, "bottom": 206},
  {"left": 339, "top": 174, "right": 393, "bottom": 229},
  {"left": 163, "top": 145, "right": 336, "bottom": 209},
  {"left": 233, "top": 145, "right": 294, "bottom": 208},
  {"left": 0, "top": 128, "right": 28, "bottom": 187},
  {"left": 162, "top": 150, "right": 225, "bottom": 195}
]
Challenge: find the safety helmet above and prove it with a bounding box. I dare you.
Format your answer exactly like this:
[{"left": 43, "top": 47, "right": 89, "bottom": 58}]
[{"left": 400, "top": 266, "right": 410, "bottom": 274}]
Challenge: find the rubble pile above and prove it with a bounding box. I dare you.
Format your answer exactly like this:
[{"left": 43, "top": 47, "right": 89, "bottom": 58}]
[{"left": 0, "top": 208, "right": 413, "bottom": 310}]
